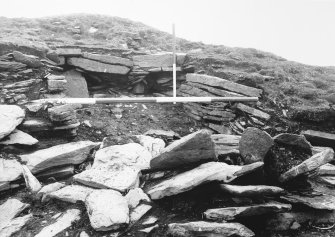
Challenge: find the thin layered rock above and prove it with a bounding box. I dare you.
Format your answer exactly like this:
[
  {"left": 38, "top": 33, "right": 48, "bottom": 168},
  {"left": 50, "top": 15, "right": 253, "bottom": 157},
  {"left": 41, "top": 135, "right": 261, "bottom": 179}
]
[
  {"left": 0, "top": 129, "right": 38, "bottom": 145},
  {"left": 211, "top": 134, "right": 240, "bottom": 156},
  {"left": 85, "top": 189, "right": 129, "bottom": 231},
  {"left": 20, "top": 141, "right": 99, "bottom": 174},
  {"left": 281, "top": 193, "right": 335, "bottom": 210},
  {"left": 82, "top": 52, "right": 133, "bottom": 67},
  {"left": 204, "top": 202, "right": 292, "bottom": 221},
  {"left": 219, "top": 184, "right": 285, "bottom": 197},
  {"left": 47, "top": 185, "right": 95, "bottom": 203},
  {"left": 150, "top": 129, "right": 217, "bottom": 170},
  {"left": 37, "top": 182, "right": 66, "bottom": 202},
  {"left": 318, "top": 163, "right": 335, "bottom": 175},
  {"left": 0, "top": 158, "right": 23, "bottom": 183},
  {"left": 279, "top": 148, "right": 334, "bottom": 182},
  {"left": 0, "top": 105, "right": 25, "bottom": 139},
  {"left": 302, "top": 130, "right": 335, "bottom": 149},
  {"left": 0, "top": 214, "right": 33, "bottom": 237},
  {"left": 146, "top": 161, "right": 263, "bottom": 200},
  {"left": 167, "top": 221, "right": 255, "bottom": 237},
  {"left": 0, "top": 199, "right": 30, "bottom": 227},
  {"left": 35, "top": 209, "right": 81, "bottom": 237},
  {"left": 130, "top": 204, "right": 152, "bottom": 224},
  {"left": 21, "top": 165, "right": 42, "bottom": 193}
]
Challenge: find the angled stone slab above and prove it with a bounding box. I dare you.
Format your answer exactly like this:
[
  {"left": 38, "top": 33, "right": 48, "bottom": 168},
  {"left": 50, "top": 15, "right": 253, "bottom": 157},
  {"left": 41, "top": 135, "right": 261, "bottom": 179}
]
[
  {"left": 279, "top": 148, "right": 334, "bottom": 182},
  {"left": 64, "top": 69, "right": 89, "bottom": 98},
  {"left": 35, "top": 209, "right": 81, "bottom": 237},
  {"left": 56, "top": 48, "right": 82, "bottom": 56},
  {"left": 239, "top": 127, "right": 274, "bottom": 164},
  {"left": 85, "top": 189, "right": 129, "bottom": 231},
  {"left": 12, "top": 51, "right": 43, "bottom": 68},
  {"left": 0, "top": 214, "right": 33, "bottom": 237},
  {"left": 0, "top": 129, "right": 38, "bottom": 145},
  {"left": 186, "top": 73, "right": 262, "bottom": 97},
  {"left": 318, "top": 176, "right": 335, "bottom": 186},
  {"left": 73, "top": 164, "right": 140, "bottom": 192},
  {"left": 150, "top": 129, "right": 217, "bottom": 170},
  {"left": 125, "top": 188, "right": 151, "bottom": 209},
  {"left": 236, "top": 103, "right": 270, "bottom": 121},
  {"left": 68, "top": 57, "right": 130, "bottom": 75},
  {"left": 135, "top": 135, "right": 165, "bottom": 157},
  {"left": 219, "top": 184, "right": 285, "bottom": 197},
  {"left": 0, "top": 159, "right": 22, "bottom": 182},
  {"left": 47, "top": 185, "right": 95, "bottom": 203},
  {"left": 146, "top": 161, "right": 263, "bottom": 200},
  {"left": 82, "top": 52, "right": 133, "bottom": 67},
  {"left": 21, "top": 165, "right": 42, "bottom": 193},
  {"left": 0, "top": 105, "right": 25, "bottom": 139},
  {"left": 130, "top": 204, "right": 152, "bottom": 224},
  {"left": 37, "top": 182, "right": 66, "bottom": 202},
  {"left": 20, "top": 141, "right": 99, "bottom": 174},
  {"left": 273, "top": 133, "right": 312, "bottom": 153},
  {"left": 0, "top": 199, "right": 30, "bottom": 227},
  {"left": 281, "top": 193, "right": 335, "bottom": 210},
  {"left": 302, "top": 130, "right": 335, "bottom": 149},
  {"left": 94, "top": 143, "right": 152, "bottom": 170},
  {"left": 204, "top": 202, "right": 291, "bottom": 221},
  {"left": 167, "top": 221, "right": 255, "bottom": 237}
]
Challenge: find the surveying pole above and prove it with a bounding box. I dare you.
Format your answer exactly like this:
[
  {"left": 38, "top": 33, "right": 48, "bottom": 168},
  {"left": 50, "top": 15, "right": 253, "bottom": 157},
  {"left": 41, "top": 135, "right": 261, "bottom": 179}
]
[{"left": 172, "top": 23, "right": 177, "bottom": 104}]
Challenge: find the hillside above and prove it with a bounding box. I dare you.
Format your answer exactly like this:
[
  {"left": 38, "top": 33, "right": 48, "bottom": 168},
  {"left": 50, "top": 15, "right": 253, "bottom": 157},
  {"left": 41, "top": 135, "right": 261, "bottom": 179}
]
[{"left": 1, "top": 14, "right": 335, "bottom": 124}]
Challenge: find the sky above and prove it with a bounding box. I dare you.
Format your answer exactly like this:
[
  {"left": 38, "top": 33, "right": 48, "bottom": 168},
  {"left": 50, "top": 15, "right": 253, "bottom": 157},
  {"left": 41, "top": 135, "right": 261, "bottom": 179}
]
[{"left": 0, "top": 0, "right": 334, "bottom": 66}]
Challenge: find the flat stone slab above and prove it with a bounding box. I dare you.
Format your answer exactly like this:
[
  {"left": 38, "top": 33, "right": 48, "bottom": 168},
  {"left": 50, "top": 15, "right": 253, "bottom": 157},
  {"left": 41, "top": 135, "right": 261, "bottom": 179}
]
[
  {"left": 12, "top": 51, "right": 43, "bottom": 68},
  {"left": 37, "top": 182, "right": 66, "bottom": 201},
  {"left": 167, "top": 221, "right": 255, "bottom": 237},
  {"left": 236, "top": 103, "right": 270, "bottom": 121},
  {"left": 146, "top": 161, "right": 263, "bottom": 200},
  {"left": 85, "top": 189, "right": 129, "bottom": 231},
  {"left": 274, "top": 133, "right": 312, "bottom": 153},
  {"left": 125, "top": 188, "right": 151, "bottom": 209},
  {"left": 35, "top": 209, "right": 81, "bottom": 237},
  {"left": 130, "top": 204, "right": 152, "bottom": 224},
  {"left": 219, "top": 184, "right": 285, "bottom": 197},
  {"left": 47, "top": 185, "right": 95, "bottom": 203},
  {"left": 239, "top": 127, "right": 274, "bottom": 164},
  {"left": 204, "top": 202, "right": 292, "bottom": 221},
  {"left": 279, "top": 148, "right": 334, "bottom": 182},
  {"left": 0, "top": 214, "right": 33, "bottom": 237},
  {"left": 68, "top": 57, "right": 130, "bottom": 75},
  {"left": 0, "top": 158, "right": 23, "bottom": 182},
  {"left": 0, "top": 129, "right": 38, "bottom": 145},
  {"left": 94, "top": 143, "right": 152, "bottom": 170},
  {"left": 82, "top": 52, "right": 133, "bottom": 67},
  {"left": 318, "top": 163, "right": 335, "bottom": 175},
  {"left": 0, "top": 199, "right": 30, "bottom": 227},
  {"left": 21, "top": 165, "right": 42, "bottom": 193},
  {"left": 74, "top": 164, "right": 140, "bottom": 192},
  {"left": 20, "top": 141, "right": 99, "bottom": 174},
  {"left": 0, "top": 105, "right": 25, "bottom": 140},
  {"left": 318, "top": 176, "right": 335, "bottom": 186},
  {"left": 281, "top": 193, "right": 335, "bottom": 210},
  {"left": 133, "top": 53, "right": 182, "bottom": 68},
  {"left": 150, "top": 129, "right": 217, "bottom": 170},
  {"left": 56, "top": 48, "right": 82, "bottom": 56},
  {"left": 64, "top": 70, "right": 89, "bottom": 98},
  {"left": 186, "top": 73, "right": 262, "bottom": 97},
  {"left": 302, "top": 130, "right": 335, "bottom": 149}
]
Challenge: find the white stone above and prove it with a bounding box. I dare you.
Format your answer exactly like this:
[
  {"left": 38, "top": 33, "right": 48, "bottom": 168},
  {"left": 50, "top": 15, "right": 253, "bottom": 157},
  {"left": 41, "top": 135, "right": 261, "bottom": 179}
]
[
  {"left": 0, "top": 199, "right": 30, "bottom": 227},
  {"left": 94, "top": 143, "right": 152, "bottom": 170},
  {"left": 0, "top": 129, "right": 38, "bottom": 145},
  {"left": 135, "top": 135, "right": 165, "bottom": 157},
  {"left": 37, "top": 182, "right": 66, "bottom": 202},
  {"left": 0, "top": 214, "right": 33, "bottom": 237},
  {"left": 0, "top": 105, "right": 25, "bottom": 139},
  {"left": 47, "top": 185, "right": 95, "bottom": 203},
  {"left": 130, "top": 204, "right": 152, "bottom": 224},
  {"left": 21, "top": 165, "right": 42, "bottom": 193},
  {"left": 35, "top": 209, "right": 81, "bottom": 237},
  {"left": 125, "top": 188, "right": 151, "bottom": 209},
  {"left": 85, "top": 189, "right": 129, "bottom": 231},
  {"left": 0, "top": 159, "right": 22, "bottom": 182}
]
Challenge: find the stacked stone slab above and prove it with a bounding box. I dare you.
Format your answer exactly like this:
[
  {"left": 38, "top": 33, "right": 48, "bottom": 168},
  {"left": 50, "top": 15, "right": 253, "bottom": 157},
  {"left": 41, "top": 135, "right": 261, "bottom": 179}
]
[
  {"left": 130, "top": 52, "right": 187, "bottom": 94},
  {"left": 179, "top": 73, "right": 270, "bottom": 134}
]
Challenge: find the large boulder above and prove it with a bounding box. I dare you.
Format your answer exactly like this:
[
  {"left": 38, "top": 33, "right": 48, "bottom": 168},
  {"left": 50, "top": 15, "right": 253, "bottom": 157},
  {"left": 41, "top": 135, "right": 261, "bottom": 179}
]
[
  {"left": 239, "top": 127, "right": 274, "bottom": 164},
  {"left": 273, "top": 133, "right": 313, "bottom": 153},
  {"left": 20, "top": 141, "right": 99, "bottom": 174},
  {"left": 85, "top": 189, "right": 129, "bottom": 231},
  {"left": 150, "top": 129, "right": 217, "bottom": 170},
  {"left": 0, "top": 105, "right": 25, "bottom": 140}
]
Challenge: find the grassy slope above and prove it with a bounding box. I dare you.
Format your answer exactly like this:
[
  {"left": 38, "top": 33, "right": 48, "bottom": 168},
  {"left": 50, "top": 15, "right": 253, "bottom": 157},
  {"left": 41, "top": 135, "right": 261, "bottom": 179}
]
[{"left": 1, "top": 14, "right": 335, "bottom": 122}]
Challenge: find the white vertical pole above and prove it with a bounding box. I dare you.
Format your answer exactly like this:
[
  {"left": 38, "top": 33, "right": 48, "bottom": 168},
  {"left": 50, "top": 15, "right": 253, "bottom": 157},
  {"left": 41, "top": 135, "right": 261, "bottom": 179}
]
[{"left": 172, "top": 23, "right": 177, "bottom": 104}]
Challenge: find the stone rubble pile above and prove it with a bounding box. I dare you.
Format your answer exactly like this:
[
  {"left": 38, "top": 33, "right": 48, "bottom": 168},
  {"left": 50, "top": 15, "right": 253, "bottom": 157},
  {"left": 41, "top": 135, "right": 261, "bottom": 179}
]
[
  {"left": 1, "top": 124, "right": 335, "bottom": 236},
  {"left": 179, "top": 73, "right": 270, "bottom": 134}
]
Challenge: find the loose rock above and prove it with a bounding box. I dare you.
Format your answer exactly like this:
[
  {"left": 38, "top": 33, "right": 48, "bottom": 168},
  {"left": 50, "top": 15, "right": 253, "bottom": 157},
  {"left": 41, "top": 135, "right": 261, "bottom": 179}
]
[
  {"left": 125, "top": 188, "right": 151, "bottom": 209},
  {"left": 85, "top": 189, "right": 129, "bottom": 231},
  {"left": 0, "top": 105, "right": 25, "bottom": 140},
  {"left": 21, "top": 165, "right": 42, "bottom": 193},
  {"left": 0, "top": 199, "right": 30, "bottom": 227},
  {"left": 47, "top": 185, "right": 95, "bottom": 203},
  {"left": 0, "top": 129, "right": 38, "bottom": 145},
  {"left": 0, "top": 214, "right": 33, "bottom": 237},
  {"left": 273, "top": 133, "right": 313, "bottom": 153},
  {"left": 281, "top": 193, "right": 335, "bottom": 210},
  {"left": 219, "top": 184, "right": 285, "bottom": 197}
]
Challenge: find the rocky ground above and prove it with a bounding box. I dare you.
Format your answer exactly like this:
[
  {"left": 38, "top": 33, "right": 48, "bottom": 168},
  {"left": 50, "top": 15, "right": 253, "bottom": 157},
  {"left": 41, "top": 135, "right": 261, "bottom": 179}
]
[{"left": 1, "top": 13, "right": 335, "bottom": 237}]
